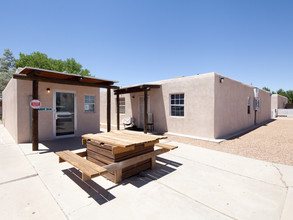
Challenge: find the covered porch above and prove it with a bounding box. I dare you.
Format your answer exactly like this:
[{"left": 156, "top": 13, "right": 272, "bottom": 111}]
[
  {"left": 13, "top": 67, "right": 119, "bottom": 151},
  {"left": 114, "top": 84, "right": 161, "bottom": 134}
]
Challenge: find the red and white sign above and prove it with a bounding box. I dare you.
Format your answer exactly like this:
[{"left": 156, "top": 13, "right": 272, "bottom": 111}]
[{"left": 30, "top": 100, "right": 41, "bottom": 109}]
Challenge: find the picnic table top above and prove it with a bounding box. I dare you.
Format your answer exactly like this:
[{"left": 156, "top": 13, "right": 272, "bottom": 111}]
[{"left": 82, "top": 130, "right": 167, "bottom": 148}]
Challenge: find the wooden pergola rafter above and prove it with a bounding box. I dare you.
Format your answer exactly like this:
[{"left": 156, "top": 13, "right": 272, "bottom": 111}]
[
  {"left": 114, "top": 84, "right": 161, "bottom": 133},
  {"left": 13, "top": 67, "right": 118, "bottom": 151}
]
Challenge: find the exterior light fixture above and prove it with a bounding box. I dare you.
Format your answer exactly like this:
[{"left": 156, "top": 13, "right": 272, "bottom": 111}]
[
  {"left": 46, "top": 88, "right": 51, "bottom": 93},
  {"left": 220, "top": 77, "right": 224, "bottom": 83}
]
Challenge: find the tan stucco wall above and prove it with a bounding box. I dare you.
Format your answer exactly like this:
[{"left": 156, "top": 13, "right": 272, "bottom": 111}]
[
  {"left": 271, "top": 94, "right": 288, "bottom": 110},
  {"left": 4, "top": 79, "right": 100, "bottom": 143},
  {"left": 101, "top": 73, "right": 271, "bottom": 139},
  {"left": 2, "top": 79, "right": 18, "bottom": 141},
  {"left": 152, "top": 74, "right": 215, "bottom": 138},
  {"left": 214, "top": 74, "right": 271, "bottom": 138},
  {"left": 257, "top": 89, "right": 271, "bottom": 123},
  {"left": 101, "top": 73, "right": 216, "bottom": 138}
]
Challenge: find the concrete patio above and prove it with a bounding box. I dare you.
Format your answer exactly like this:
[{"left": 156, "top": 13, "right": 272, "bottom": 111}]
[{"left": 0, "top": 123, "right": 292, "bottom": 220}]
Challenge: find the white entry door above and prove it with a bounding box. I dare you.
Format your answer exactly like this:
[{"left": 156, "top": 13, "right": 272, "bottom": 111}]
[
  {"left": 54, "top": 91, "right": 76, "bottom": 137},
  {"left": 138, "top": 96, "right": 150, "bottom": 128}
]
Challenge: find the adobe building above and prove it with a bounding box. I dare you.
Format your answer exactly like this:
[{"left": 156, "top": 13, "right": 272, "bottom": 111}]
[
  {"left": 271, "top": 94, "right": 288, "bottom": 110},
  {"left": 2, "top": 67, "right": 117, "bottom": 144},
  {"left": 101, "top": 72, "right": 271, "bottom": 140},
  {"left": 271, "top": 94, "right": 288, "bottom": 116}
]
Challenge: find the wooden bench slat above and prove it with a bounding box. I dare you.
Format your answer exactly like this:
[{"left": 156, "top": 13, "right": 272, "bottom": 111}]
[
  {"left": 63, "top": 150, "right": 107, "bottom": 174},
  {"left": 119, "top": 130, "right": 167, "bottom": 140},
  {"left": 110, "top": 131, "right": 159, "bottom": 147},
  {"left": 97, "top": 133, "right": 145, "bottom": 145},
  {"left": 83, "top": 132, "right": 159, "bottom": 148},
  {"left": 56, "top": 151, "right": 97, "bottom": 176},
  {"left": 82, "top": 133, "right": 134, "bottom": 148},
  {"left": 155, "top": 143, "right": 178, "bottom": 150},
  {"left": 56, "top": 150, "right": 107, "bottom": 178},
  {"left": 104, "top": 148, "right": 169, "bottom": 173},
  {"left": 111, "top": 130, "right": 160, "bottom": 141},
  {"left": 109, "top": 131, "right": 155, "bottom": 143}
]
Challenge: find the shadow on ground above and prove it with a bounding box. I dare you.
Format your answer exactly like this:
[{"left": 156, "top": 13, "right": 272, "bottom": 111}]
[
  {"left": 62, "top": 156, "right": 182, "bottom": 205},
  {"left": 223, "top": 119, "right": 276, "bottom": 140},
  {"left": 40, "top": 137, "right": 85, "bottom": 154},
  {"left": 63, "top": 168, "right": 116, "bottom": 205}
]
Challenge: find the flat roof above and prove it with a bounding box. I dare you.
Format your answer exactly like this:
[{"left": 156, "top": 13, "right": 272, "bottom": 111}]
[{"left": 14, "top": 67, "right": 119, "bottom": 89}]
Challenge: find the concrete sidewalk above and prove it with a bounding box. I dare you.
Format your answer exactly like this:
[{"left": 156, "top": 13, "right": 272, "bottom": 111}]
[
  {"left": 1, "top": 124, "right": 293, "bottom": 220},
  {"left": 0, "top": 124, "right": 67, "bottom": 220}
]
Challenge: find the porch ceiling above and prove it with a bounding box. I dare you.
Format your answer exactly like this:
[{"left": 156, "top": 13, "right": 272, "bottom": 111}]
[
  {"left": 13, "top": 66, "right": 119, "bottom": 89},
  {"left": 114, "top": 84, "right": 161, "bottom": 95}
]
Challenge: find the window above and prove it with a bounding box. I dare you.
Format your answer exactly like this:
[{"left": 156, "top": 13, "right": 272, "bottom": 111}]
[
  {"left": 84, "top": 95, "right": 95, "bottom": 112},
  {"left": 170, "top": 94, "right": 184, "bottom": 116},
  {"left": 247, "top": 96, "right": 251, "bottom": 114},
  {"left": 118, "top": 97, "right": 125, "bottom": 114}
]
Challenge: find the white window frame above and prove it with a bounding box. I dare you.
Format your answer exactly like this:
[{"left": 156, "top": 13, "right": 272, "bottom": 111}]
[
  {"left": 84, "top": 95, "right": 95, "bottom": 113},
  {"left": 170, "top": 93, "right": 184, "bottom": 117}
]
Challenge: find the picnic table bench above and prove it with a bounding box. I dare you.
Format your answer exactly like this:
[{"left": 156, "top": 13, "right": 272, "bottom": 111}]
[
  {"left": 56, "top": 150, "right": 107, "bottom": 181},
  {"left": 56, "top": 130, "right": 177, "bottom": 183}
]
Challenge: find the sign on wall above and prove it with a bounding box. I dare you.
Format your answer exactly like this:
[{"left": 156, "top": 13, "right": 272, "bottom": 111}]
[
  {"left": 38, "top": 107, "right": 52, "bottom": 111},
  {"left": 84, "top": 104, "right": 90, "bottom": 111},
  {"left": 30, "top": 100, "right": 41, "bottom": 109}
]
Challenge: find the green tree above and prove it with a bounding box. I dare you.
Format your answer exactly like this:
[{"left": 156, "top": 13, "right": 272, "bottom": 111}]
[
  {"left": 277, "top": 89, "right": 287, "bottom": 97},
  {"left": 286, "top": 90, "right": 293, "bottom": 103},
  {"left": 16, "top": 51, "right": 91, "bottom": 76},
  {"left": 0, "top": 49, "right": 16, "bottom": 94},
  {"left": 262, "top": 87, "right": 270, "bottom": 92},
  {"left": 0, "top": 49, "right": 16, "bottom": 72}
]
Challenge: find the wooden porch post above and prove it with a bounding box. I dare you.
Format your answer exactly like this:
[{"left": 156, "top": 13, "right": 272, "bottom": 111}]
[
  {"left": 32, "top": 80, "right": 39, "bottom": 151},
  {"left": 144, "top": 89, "right": 147, "bottom": 134},
  {"left": 116, "top": 93, "right": 120, "bottom": 130},
  {"left": 107, "top": 88, "right": 111, "bottom": 132}
]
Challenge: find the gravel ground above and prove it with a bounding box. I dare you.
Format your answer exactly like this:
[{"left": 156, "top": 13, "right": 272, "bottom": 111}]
[{"left": 166, "top": 119, "right": 293, "bottom": 166}]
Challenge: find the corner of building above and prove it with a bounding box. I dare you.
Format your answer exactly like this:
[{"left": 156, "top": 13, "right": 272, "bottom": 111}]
[{"left": 2, "top": 78, "right": 19, "bottom": 143}]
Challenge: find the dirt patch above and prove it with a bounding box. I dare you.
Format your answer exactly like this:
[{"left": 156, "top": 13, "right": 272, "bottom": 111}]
[{"left": 166, "top": 119, "right": 293, "bottom": 166}]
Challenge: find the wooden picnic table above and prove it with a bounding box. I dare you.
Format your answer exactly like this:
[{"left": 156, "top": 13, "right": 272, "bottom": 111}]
[
  {"left": 56, "top": 130, "right": 177, "bottom": 184},
  {"left": 82, "top": 130, "right": 167, "bottom": 148}
]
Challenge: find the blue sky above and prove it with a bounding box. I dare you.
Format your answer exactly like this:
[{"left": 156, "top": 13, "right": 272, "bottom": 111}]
[{"left": 1, "top": 0, "right": 292, "bottom": 91}]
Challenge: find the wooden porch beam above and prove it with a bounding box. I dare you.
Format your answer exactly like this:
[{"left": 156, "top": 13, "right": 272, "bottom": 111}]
[
  {"left": 107, "top": 88, "right": 111, "bottom": 132},
  {"left": 13, "top": 74, "right": 118, "bottom": 89},
  {"left": 114, "top": 85, "right": 159, "bottom": 95},
  {"left": 144, "top": 90, "right": 147, "bottom": 134},
  {"left": 116, "top": 93, "right": 120, "bottom": 130}
]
